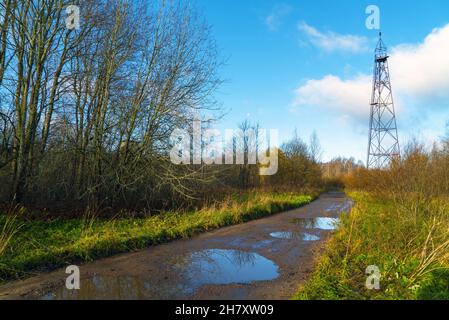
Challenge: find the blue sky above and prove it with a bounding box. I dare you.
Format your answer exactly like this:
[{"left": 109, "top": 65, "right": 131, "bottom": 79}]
[{"left": 196, "top": 0, "right": 449, "bottom": 163}]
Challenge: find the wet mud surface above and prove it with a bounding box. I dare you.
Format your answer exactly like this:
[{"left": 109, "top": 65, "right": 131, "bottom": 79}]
[{"left": 0, "top": 192, "right": 352, "bottom": 300}]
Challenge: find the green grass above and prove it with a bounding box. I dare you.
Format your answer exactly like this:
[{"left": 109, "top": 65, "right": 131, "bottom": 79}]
[
  {"left": 294, "top": 191, "right": 449, "bottom": 300},
  {"left": 0, "top": 192, "right": 313, "bottom": 283},
  {"left": 294, "top": 192, "right": 449, "bottom": 300}
]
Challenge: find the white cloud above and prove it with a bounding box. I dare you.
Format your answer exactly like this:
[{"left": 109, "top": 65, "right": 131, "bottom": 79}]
[
  {"left": 390, "top": 25, "right": 449, "bottom": 99},
  {"left": 265, "top": 4, "right": 292, "bottom": 31},
  {"left": 291, "top": 24, "right": 449, "bottom": 123},
  {"left": 298, "top": 22, "right": 369, "bottom": 53},
  {"left": 291, "top": 74, "right": 371, "bottom": 119}
]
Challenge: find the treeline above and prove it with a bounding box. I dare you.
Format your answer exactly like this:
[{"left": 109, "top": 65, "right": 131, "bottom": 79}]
[
  {"left": 0, "top": 1, "right": 323, "bottom": 214},
  {"left": 346, "top": 138, "right": 449, "bottom": 201},
  {"left": 320, "top": 157, "right": 363, "bottom": 190},
  {"left": 322, "top": 157, "right": 363, "bottom": 179},
  {"left": 321, "top": 132, "right": 449, "bottom": 202},
  {"left": 215, "top": 125, "right": 323, "bottom": 193}
]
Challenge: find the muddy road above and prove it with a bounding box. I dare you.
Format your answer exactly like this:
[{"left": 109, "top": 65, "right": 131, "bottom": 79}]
[{"left": 0, "top": 192, "right": 352, "bottom": 300}]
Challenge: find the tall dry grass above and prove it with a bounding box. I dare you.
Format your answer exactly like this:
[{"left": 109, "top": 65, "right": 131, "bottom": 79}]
[
  {"left": 359, "top": 143, "right": 449, "bottom": 284},
  {"left": 0, "top": 206, "right": 25, "bottom": 257},
  {"left": 296, "top": 140, "right": 449, "bottom": 299}
]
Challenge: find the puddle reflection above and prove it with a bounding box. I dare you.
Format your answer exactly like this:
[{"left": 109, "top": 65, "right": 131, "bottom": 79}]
[
  {"left": 40, "top": 249, "right": 279, "bottom": 300},
  {"left": 270, "top": 231, "right": 320, "bottom": 241},
  {"left": 325, "top": 200, "right": 354, "bottom": 213},
  {"left": 181, "top": 249, "right": 279, "bottom": 287},
  {"left": 41, "top": 275, "right": 170, "bottom": 300},
  {"left": 293, "top": 217, "right": 339, "bottom": 230}
]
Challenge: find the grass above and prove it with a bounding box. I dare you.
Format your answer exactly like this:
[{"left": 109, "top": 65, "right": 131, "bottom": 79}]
[
  {"left": 0, "top": 209, "right": 24, "bottom": 257},
  {"left": 0, "top": 192, "right": 314, "bottom": 283},
  {"left": 294, "top": 191, "right": 449, "bottom": 300}
]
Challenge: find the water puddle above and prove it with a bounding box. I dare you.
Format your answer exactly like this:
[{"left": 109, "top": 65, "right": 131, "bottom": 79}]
[
  {"left": 293, "top": 217, "right": 339, "bottom": 230},
  {"left": 339, "top": 200, "right": 354, "bottom": 213},
  {"left": 325, "top": 204, "right": 340, "bottom": 212},
  {"left": 181, "top": 249, "right": 279, "bottom": 287},
  {"left": 40, "top": 249, "right": 279, "bottom": 300},
  {"left": 325, "top": 200, "right": 354, "bottom": 213},
  {"left": 41, "top": 275, "right": 168, "bottom": 300},
  {"left": 252, "top": 239, "right": 275, "bottom": 249},
  {"left": 270, "top": 231, "right": 320, "bottom": 241}
]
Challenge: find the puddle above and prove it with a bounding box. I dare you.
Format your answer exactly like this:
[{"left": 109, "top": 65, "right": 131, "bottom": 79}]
[
  {"left": 270, "top": 231, "right": 320, "bottom": 241},
  {"left": 303, "top": 233, "right": 321, "bottom": 241},
  {"left": 339, "top": 200, "right": 354, "bottom": 213},
  {"left": 325, "top": 200, "right": 354, "bottom": 213},
  {"left": 252, "top": 239, "right": 275, "bottom": 249},
  {"left": 325, "top": 204, "right": 340, "bottom": 212},
  {"left": 40, "top": 249, "right": 279, "bottom": 300},
  {"left": 293, "top": 217, "right": 339, "bottom": 230},
  {"left": 181, "top": 249, "right": 279, "bottom": 287},
  {"left": 41, "top": 275, "right": 168, "bottom": 300}
]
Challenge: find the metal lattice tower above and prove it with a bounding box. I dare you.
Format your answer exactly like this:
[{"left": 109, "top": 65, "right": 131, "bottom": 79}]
[{"left": 367, "top": 32, "right": 400, "bottom": 168}]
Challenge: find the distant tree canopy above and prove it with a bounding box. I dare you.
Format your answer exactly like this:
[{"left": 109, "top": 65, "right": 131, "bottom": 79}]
[
  {"left": 265, "top": 132, "right": 322, "bottom": 190},
  {"left": 322, "top": 157, "right": 364, "bottom": 179}
]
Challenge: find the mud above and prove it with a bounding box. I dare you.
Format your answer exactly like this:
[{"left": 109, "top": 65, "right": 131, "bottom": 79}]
[{"left": 0, "top": 192, "right": 352, "bottom": 300}]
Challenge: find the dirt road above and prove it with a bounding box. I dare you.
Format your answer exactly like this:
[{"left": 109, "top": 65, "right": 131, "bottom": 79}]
[{"left": 0, "top": 192, "right": 352, "bottom": 300}]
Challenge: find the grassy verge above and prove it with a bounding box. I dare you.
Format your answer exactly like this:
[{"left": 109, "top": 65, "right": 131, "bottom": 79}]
[
  {"left": 0, "top": 192, "right": 314, "bottom": 283},
  {"left": 294, "top": 191, "right": 449, "bottom": 300}
]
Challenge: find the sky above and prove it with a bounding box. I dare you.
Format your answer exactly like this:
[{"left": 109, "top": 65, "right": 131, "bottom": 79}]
[{"left": 195, "top": 0, "right": 449, "bottom": 163}]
